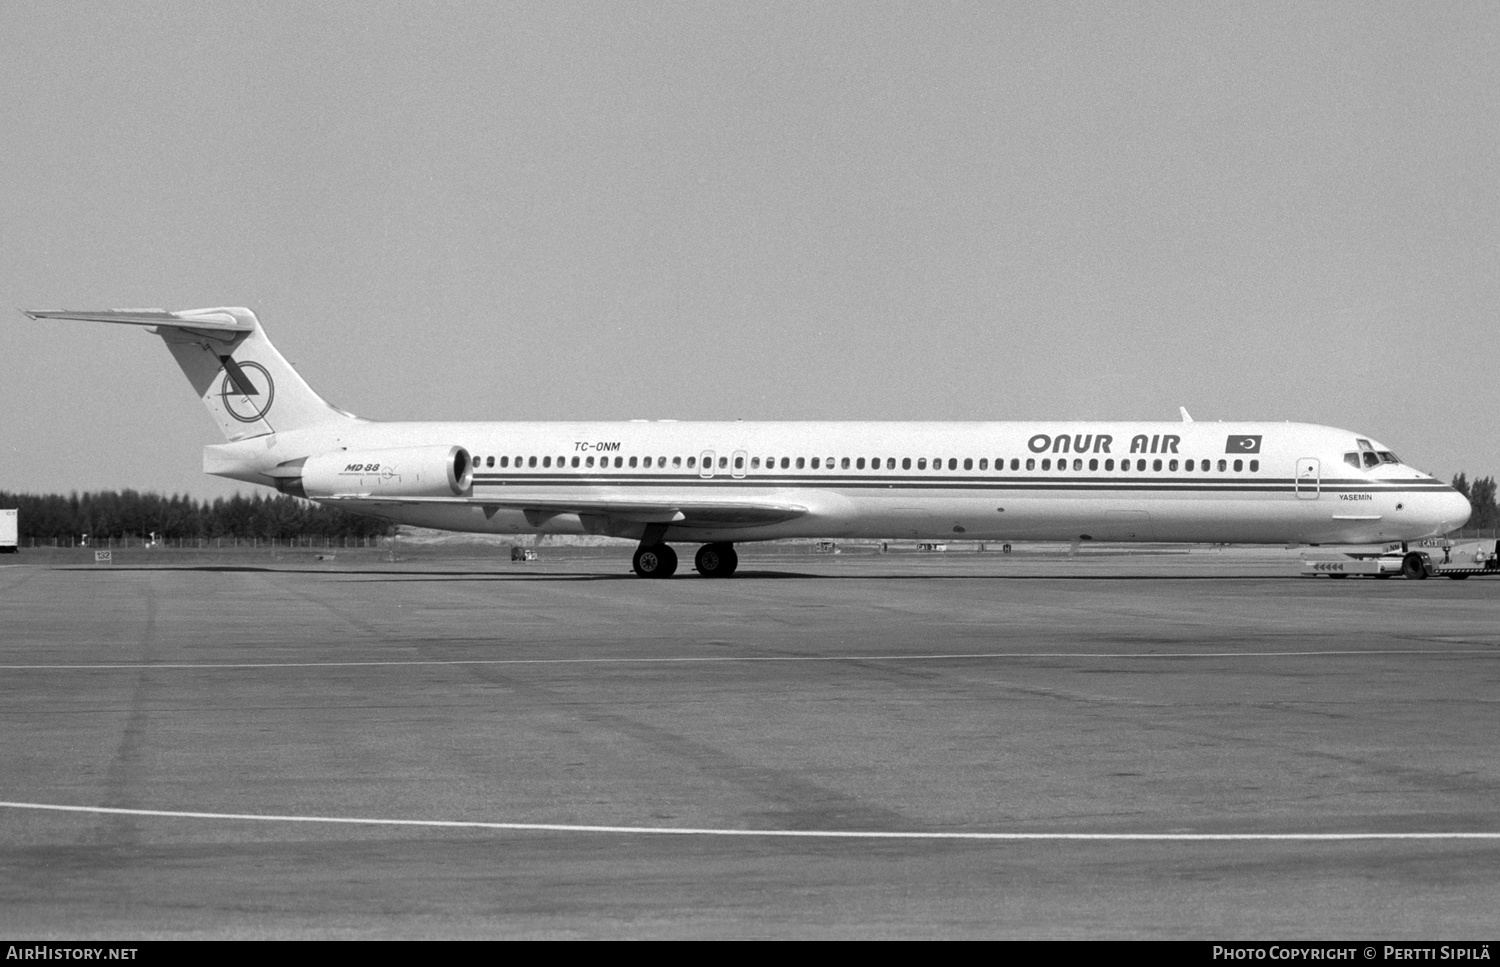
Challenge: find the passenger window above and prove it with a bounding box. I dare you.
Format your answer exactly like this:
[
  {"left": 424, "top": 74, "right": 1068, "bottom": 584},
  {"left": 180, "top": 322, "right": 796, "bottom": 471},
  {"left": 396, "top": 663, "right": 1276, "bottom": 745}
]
[
  {"left": 1137, "top": 459, "right": 1147, "bottom": 471},
  {"left": 1168, "top": 459, "right": 1178, "bottom": 471},
  {"left": 570, "top": 456, "right": 579, "bottom": 468},
  {"left": 842, "top": 457, "right": 851, "bottom": 469},
  {"left": 979, "top": 458, "right": 988, "bottom": 470},
  {"left": 781, "top": 457, "right": 790, "bottom": 469},
  {"left": 687, "top": 457, "right": 696, "bottom": 469},
  {"left": 918, "top": 458, "right": 928, "bottom": 470},
  {"left": 500, "top": 456, "right": 509, "bottom": 468},
  {"left": 1104, "top": 458, "right": 1114, "bottom": 471},
  {"left": 1025, "top": 458, "right": 1035, "bottom": 470},
  {"left": 1152, "top": 459, "right": 1162, "bottom": 471},
  {"left": 733, "top": 456, "right": 743, "bottom": 470},
  {"left": 1217, "top": 459, "right": 1227, "bottom": 472},
  {"left": 543, "top": 456, "right": 552, "bottom": 468},
  {"left": 796, "top": 457, "right": 805, "bottom": 469},
  {"left": 1072, "top": 458, "right": 1082, "bottom": 471},
  {"left": 945, "top": 458, "right": 955, "bottom": 470},
  {"left": 1233, "top": 459, "right": 1243, "bottom": 472},
  {"left": 1042, "top": 458, "right": 1051, "bottom": 470},
  {"left": 1119, "top": 460, "right": 1128, "bottom": 472},
  {"left": 855, "top": 458, "right": 864, "bottom": 470},
  {"left": 1008, "top": 458, "right": 1018, "bottom": 470},
  {"left": 903, "top": 458, "right": 912, "bottom": 470},
  {"left": 885, "top": 458, "right": 895, "bottom": 469},
  {"left": 719, "top": 456, "right": 728, "bottom": 469},
  {"left": 1249, "top": 460, "right": 1259, "bottom": 472},
  {"left": 472, "top": 455, "right": 481, "bottom": 469},
  {"left": 751, "top": 457, "right": 760, "bottom": 469},
  {"left": 673, "top": 456, "right": 682, "bottom": 468},
  {"left": 528, "top": 456, "right": 537, "bottom": 468},
  {"left": 629, "top": 456, "right": 638, "bottom": 468},
  {"left": 811, "top": 457, "right": 821, "bottom": 469},
  {"left": 586, "top": 456, "right": 595, "bottom": 468},
  {"left": 1088, "top": 458, "right": 1097, "bottom": 471}
]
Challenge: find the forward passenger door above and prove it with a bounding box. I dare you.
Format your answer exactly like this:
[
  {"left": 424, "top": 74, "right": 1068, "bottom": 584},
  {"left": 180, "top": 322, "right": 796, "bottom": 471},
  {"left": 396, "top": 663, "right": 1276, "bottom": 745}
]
[{"left": 1295, "top": 458, "right": 1320, "bottom": 499}]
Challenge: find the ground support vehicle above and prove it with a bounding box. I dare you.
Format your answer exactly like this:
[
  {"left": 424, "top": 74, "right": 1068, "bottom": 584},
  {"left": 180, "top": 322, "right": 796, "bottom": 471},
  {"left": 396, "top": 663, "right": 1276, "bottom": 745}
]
[{"left": 1302, "top": 539, "right": 1500, "bottom": 580}]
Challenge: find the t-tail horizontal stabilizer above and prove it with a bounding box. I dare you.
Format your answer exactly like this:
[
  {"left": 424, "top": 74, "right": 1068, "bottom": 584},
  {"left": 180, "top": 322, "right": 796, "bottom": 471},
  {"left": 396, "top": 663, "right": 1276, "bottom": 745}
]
[{"left": 19, "top": 306, "right": 358, "bottom": 441}]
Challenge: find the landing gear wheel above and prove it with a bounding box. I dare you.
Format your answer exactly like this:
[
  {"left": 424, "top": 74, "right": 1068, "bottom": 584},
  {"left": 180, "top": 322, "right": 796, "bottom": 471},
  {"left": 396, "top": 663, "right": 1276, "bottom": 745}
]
[
  {"left": 1401, "top": 552, "right": 1428, "bottom": 580},
  {"left": 633, "top": 543, "right": 678, "bottom": 578},
  {"left": 694, "top": 543, "right": 738, "bottom": 577}
]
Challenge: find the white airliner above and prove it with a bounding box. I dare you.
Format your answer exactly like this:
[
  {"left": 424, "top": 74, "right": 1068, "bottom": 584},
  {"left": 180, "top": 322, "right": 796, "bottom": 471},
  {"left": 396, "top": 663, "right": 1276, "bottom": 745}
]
[{"left": 23, "top": 306, "right": 1470, "bottom": 578}]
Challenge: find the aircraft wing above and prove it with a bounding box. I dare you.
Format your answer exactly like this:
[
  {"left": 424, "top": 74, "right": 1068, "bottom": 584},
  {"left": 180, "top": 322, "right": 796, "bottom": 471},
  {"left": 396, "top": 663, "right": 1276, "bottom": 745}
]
[{"left": 320, "top": 493, "right": 809, "bottom": 527}]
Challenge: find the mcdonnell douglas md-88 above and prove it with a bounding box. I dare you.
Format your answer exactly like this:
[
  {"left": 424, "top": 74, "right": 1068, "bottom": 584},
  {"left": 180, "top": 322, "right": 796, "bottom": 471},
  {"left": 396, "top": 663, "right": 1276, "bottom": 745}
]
[{"left": 23, "top": 306, "right": 1470, "bottom": 577}]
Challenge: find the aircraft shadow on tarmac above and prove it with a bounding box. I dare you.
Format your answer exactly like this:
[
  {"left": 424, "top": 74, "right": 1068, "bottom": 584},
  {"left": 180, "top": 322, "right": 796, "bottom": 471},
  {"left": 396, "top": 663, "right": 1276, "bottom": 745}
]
[{"left": 56, "top": 565, "right": 1318, "bottom": 582}]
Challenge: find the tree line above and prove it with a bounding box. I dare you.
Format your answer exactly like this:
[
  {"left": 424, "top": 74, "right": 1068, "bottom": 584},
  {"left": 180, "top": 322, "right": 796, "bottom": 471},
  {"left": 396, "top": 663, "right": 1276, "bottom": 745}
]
[
  {"left": 0, "top": 490, "right": 394, "bottom": 542},
  {"left": 1451, "top": 473, "right": 1499, "bottom": 530},
  {"left": 3, "top": 476, "right": 1495, "bottom": 542}
]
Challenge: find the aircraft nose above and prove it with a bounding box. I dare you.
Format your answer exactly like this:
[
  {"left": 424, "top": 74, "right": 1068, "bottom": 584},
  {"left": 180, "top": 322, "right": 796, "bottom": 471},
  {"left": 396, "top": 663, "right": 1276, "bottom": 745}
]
[{"left": 1424, "top": 486, "right": 1472, "bottom": 535}]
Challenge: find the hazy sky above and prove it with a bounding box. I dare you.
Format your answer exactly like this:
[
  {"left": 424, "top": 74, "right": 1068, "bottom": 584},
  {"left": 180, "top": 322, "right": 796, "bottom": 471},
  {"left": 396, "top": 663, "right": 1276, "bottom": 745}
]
[{"left": 2, "top": 1, "right": 1496, "bottom": 500}]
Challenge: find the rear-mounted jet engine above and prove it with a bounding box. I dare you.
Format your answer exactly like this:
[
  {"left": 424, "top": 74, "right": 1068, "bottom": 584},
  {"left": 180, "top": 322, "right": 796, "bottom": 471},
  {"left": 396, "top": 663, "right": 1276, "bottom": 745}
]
[{"left": 275, "top": 445, "right": 473, "bottom": 500}]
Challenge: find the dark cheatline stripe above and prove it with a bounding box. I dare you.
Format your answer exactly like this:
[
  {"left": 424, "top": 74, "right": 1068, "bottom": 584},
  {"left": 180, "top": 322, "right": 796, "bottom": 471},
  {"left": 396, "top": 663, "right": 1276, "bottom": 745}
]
[{"left": 464, "top": 473, "right": 1449, "bottom": 496}]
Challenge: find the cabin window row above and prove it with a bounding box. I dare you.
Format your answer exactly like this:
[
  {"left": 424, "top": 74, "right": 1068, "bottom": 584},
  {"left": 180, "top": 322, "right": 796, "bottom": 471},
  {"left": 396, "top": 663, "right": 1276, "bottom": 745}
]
[{"left": 469, "top": 453, "right": 1262, "bottom": 473}]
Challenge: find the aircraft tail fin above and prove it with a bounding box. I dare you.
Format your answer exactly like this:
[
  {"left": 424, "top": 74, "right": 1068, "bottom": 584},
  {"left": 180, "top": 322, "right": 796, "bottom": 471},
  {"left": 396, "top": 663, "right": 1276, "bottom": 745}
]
[{"left": 20, "top": 306, "right": 360, "bottom": 441}]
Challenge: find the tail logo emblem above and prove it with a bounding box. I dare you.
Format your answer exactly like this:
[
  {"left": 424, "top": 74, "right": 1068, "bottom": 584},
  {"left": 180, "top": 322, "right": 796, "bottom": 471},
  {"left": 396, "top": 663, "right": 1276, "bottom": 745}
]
[{"left": 218, "top": 359, "right": 276, "bottom": 423}]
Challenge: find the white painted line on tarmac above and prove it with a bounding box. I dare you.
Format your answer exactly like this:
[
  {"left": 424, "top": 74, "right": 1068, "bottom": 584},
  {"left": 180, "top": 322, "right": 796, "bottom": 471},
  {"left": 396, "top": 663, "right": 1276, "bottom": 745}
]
[
  {"left": 3, "top": 800, "right": 1498, "bottom": 841},
  {"left": 0, "top": 648, "right": 1493, "bottom": 672}
]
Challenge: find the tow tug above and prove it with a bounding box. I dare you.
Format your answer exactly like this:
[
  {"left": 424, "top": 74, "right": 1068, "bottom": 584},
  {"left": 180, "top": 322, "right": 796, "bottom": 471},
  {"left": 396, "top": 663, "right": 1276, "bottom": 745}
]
[{"left": 1302, "top": 539, "right": 1500, "bottom": 580}]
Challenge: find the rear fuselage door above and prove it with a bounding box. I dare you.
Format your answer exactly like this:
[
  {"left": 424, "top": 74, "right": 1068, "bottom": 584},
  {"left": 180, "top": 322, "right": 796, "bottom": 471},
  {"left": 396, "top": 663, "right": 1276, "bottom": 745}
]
[
  {"left": 700, "top": 450, "right": 716, "bottom": 479},
  {"left": 1296, "top": 457, "right": 1320, "bottom": 499},
  {"left": 731, "top": 449, "right": 747, "bottom": 479}
]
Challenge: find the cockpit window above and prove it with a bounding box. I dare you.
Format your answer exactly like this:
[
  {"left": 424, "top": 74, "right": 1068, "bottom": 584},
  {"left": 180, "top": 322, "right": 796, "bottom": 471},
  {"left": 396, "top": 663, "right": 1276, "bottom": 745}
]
[
  {"left": 1378, "top": 451, "right": 1400, "bottom": 464},
  {"left": 1344, "top": 452, "right": 1361, "bottom": 469},
  {"left": 1362, "top": 452, "right": 1380, "bottom": 469}
]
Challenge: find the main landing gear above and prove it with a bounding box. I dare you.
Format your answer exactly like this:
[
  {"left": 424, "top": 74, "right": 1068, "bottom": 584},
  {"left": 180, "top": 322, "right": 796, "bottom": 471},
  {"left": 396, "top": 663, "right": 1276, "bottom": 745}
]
[
  {"left": 632, "top": 543, "right": 678, "bottom": 579},
  {"left": 694, "top": 542, "right": 738, "bottom": 578},
  {"left": 630, "top": 538, "right": 739, "bottom": 579}
]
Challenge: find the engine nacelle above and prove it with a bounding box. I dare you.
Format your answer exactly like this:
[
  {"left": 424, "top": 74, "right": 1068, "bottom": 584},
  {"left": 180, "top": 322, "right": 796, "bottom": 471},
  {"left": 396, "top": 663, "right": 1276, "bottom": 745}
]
[{"left": 281, "top": 446, "right": 473, "bottom": 499}]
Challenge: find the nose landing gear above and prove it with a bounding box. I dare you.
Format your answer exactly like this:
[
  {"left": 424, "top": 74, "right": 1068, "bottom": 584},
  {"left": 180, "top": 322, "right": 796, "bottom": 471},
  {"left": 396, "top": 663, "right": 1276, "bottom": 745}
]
[{"left": 694, "top": 542, "right": 738, "bottom": 578}]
